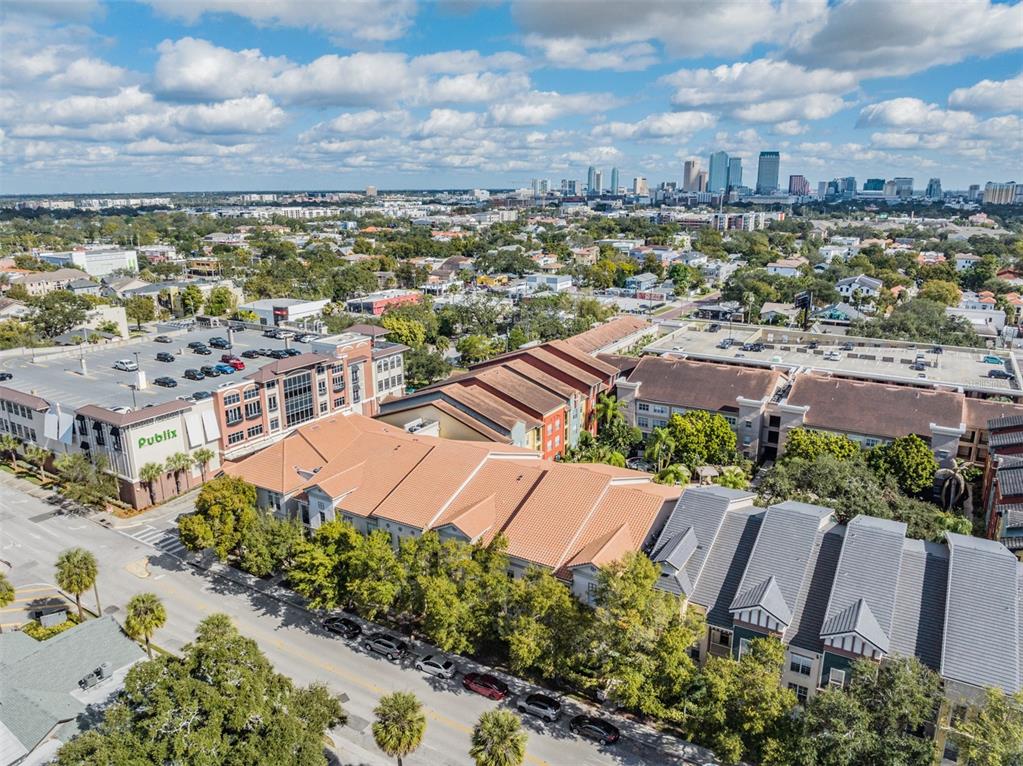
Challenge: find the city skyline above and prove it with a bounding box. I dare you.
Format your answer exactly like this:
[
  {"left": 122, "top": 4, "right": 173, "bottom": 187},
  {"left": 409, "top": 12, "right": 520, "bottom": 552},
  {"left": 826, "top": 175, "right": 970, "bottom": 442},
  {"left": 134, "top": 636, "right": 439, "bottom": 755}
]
[{"left": 1, "top": 0, "right": 1022, "bottom": 194}]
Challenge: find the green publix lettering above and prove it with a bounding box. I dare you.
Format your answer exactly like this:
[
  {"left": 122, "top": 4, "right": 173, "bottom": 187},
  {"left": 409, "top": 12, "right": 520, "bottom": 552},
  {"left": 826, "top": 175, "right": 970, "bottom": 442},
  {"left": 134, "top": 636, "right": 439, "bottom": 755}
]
[{"left": 138, "top": 428, "right": 178, "bottom": 449}]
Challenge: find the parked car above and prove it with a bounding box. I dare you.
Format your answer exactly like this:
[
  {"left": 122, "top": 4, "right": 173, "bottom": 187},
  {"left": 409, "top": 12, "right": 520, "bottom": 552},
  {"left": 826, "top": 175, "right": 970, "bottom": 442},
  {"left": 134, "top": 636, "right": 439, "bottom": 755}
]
[
  {"left": 191, "top": 390, "right": 212, "bottom": 400},
  {"left": 840, "top": 342, "right": 854, "bottom": 351},
  {"left": 200, "top": 365, "right": 221, "bottom": 377},
  {"left": 183, "top": 368, "right": 206, "bottom": 381},
  {"left": 988, "top": 369, "right": 1016, "bottom": 380},
  {"left": 910, "top": 362, "right": 926, "bottom": 371},
  {"left": 323, "top": 615, "right": 361, "bottom": 640},
  {"left": 0, "top": 372, "right": 13, "bottom": 381},
  {"left": 192, "top": 346, "right": 212, "bottom": 355},
  {"left": 112, "top": 359, "right": 138, "bottom": 372},
  {"left": 569, "top": 715, "right": 620, "bottom": 745},
  {"left": 707, "top": 323, "right": 721, "bottom": 332},
  {"left": 931, "top": 346, "right": 944, "bottom": 355},
  {"left": 296, "top": 333, "right": 317, "bottom": 343},
  {"left": 364, "top": 634, "right": 408, "bottom": 661},
  {"left": 824, "top": 351, "right": 842, "bottom": 361},
  {"left": 268, "top": 349, "right": 290, "bottom": 359},
  {"left": 283, "top": 347, "right": 301, "bottom": 356},
  {"left": 208, "top": 337, "right": 230, "bottom": 349},
  {"left": 462, "top": 672, "right": 509, "bottom": 700},
  {"left": 227, "top": 359, "right": 245, "bottom": 370},
  {"left": 257, "top": 348, "right": 274, "bottom": 356},
  {"left": 187, "top": 341, "right": 206, "bottom": 349},
  {"left": 153, "top": 376, "right": 177, "bottom": 388},
  {"left": 262, "top": 328, "right": 277, "bottom": 337},
  {"left": 983, "top": 355, "right": 1003, "bottom": 364},
  {"left": 516, "top": 693, "right": 562, "bottom": 722},
  {"left": 241, "top": 350, "right": 262, "bottom": 359},
  {"left": 156, "top": 352, "right": 175, "bottom": 362},
  {"left": 415, "top": 654, "right": 457, "bottom": 679},
  {"left": 740, "top": 342, "right": 764, "bottom": 352},
  {"left": 154, "top": 335, "right": 173, "bottom": 343},
  {"left": 716, "top": 338, "right": 734, "bottom": 349},
  {"left": 214, "top": 363, "right": 236, "bottom": 375},
  {"left": 807, "top": 341, "right": 819, "bottom": 350},
  {"left": 221, "top": 354, "right": 238, "bottom": 363}
]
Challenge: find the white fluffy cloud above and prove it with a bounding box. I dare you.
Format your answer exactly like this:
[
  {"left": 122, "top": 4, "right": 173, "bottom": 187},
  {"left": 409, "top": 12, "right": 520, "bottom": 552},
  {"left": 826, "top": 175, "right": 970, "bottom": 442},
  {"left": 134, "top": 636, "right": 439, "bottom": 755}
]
[
  {"left": 144, "top": 0, "right": 417, "bottom": 42},
  {"left": 524, "top": 36, "right": 657, "bottom": 71},
  {"left": 153, "top": 38, "right": 289, "bottom": 101},
  {"left": 489, "top": 91, "right": 609, "bottom": 126},
  {"left": 593, "top": 111, "right": 716, "bottom": 140},
  {"left": 948, "top": 74, "right": 1023, "bottom": 113},
  {"left": 49, "top": 58, "right": 130, "bottom": 90},
  {"left": 418, "top": 108, "right": 483, "bottom": 136},
  {"left": 857, "top": 98, "right": 977, "bottom": 133}
]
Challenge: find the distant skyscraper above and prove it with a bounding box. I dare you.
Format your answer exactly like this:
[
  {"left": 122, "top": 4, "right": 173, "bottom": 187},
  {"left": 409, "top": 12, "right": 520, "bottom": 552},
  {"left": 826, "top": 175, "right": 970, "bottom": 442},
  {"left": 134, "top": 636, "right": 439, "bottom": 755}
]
[
  {"left": 926, "top": 178, "right": 942, "bottom": 200},
  {"left": 864, "top": 178, "right": 885, "bottom": 192},
  {"left": 788, "top": 175, "right": 810, "bottom": 196},
  {"left": 561, "top": 179, "right": 579, "bottom": 195},
  {"left": 708, "top": 151, "right": 729, "bottom": 193},
  {"left": 838, "top": 177, "right": 856, "bottom": 197},
  {"left": 968, "top": 184, "right": 981, "bottom": 200},
  {"left": 594, "top": 170, "right": 604, "bottom": 194},
  {"left": 633, "top": 177, "right": 648, "bottom": 195},
  {"left": 727, "top": 157, "right": 742, "bottom": 189},
  {"left": 817, "top": 181, "right": 828, "bottom": 197},
  {"left": 610, "top": 167, "right": 620, "bottom": 195},
  {"left": 365, "top": 186, "right": 377, "bottom": 197},
  {"left": 883, "top": 180, "right": 898, "bottom": 197},
  {"left": 893, "top": 177, "right": 914, "bottom": 199},
  {"left": 756, "top": 151, "right": 780, "bottom": 194},
  {"left": 696, "top": 169, "right": 708, "bottom": 192},
  {"left": 587, "top": 166, "right": 596, "bottom": 194},
  {"left": 984, "top": 182, "right": 1016, "bottom": 205},
  {"left": 682, "top": 159, "right": 700, "bottom": 191}
]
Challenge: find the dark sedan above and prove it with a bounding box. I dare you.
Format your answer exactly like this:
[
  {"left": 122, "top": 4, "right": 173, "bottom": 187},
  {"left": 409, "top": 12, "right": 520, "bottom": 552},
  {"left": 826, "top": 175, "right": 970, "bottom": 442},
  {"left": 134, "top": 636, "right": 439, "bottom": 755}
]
[
  {"left": 153, "top": 376, "right": 177, "bottom": 388},
  {"left": 462, "top": 672, "right": 509, "bottom": 700},
  {"left": 192, "top": 346, "right": 212, "bottom": 355},
  {"left": 154, "top": 335, "right": 173, "bottom": 343},
  {"left": 323, "top": 615, "right": 362, "bottom": 640},
  {"left": 569, "top": 715, "right": 620, "bottom": 745},
  {"left": 241, "top": 350, "right": 262, "bottom": 359}
]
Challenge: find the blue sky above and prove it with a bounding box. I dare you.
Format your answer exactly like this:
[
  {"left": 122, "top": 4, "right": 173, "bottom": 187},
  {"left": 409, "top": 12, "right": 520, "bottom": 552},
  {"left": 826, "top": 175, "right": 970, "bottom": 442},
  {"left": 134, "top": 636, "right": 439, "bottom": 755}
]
[{"left": 1, "top": 0, "right": 1021, "bottom": 194}]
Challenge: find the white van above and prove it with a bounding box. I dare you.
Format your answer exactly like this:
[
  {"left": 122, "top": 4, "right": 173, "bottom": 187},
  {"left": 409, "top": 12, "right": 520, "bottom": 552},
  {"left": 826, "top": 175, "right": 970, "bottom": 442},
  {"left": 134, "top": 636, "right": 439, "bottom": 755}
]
[{"left": 112, "top": 359, "right": 138, "bottom": 372}]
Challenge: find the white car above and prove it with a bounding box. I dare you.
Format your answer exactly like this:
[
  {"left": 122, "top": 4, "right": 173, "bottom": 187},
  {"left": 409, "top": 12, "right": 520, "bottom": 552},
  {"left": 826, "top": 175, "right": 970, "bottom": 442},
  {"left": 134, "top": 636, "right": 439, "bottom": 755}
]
[
  {"left": 823, "top": 351, "right": 842, "bottom": 361},
  {"left": 415, "top": 654, "right": 456, "bottom": 679},
  {"left": 112, "top": 359, "right": 138, "bottom": 371}
]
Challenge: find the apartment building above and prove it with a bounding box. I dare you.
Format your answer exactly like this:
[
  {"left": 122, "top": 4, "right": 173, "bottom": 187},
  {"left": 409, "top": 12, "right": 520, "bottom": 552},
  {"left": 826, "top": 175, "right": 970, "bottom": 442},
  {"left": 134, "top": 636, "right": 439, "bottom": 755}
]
[
  {"left": 9, "top": 269, "right": 92, "bottom": 297},
  {"left": 221, "top": 412, "right": 680, "bottom": 599},
  {"left": 651, "top": 487, "right": 1022, "bottom": 711}
]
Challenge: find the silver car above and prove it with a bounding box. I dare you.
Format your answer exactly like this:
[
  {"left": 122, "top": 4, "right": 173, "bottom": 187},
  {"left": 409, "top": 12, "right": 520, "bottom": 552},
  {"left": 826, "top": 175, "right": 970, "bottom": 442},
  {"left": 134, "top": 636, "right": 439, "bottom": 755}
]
[{"left": 415, "top": 654, "right": 456, "bottom": 679}]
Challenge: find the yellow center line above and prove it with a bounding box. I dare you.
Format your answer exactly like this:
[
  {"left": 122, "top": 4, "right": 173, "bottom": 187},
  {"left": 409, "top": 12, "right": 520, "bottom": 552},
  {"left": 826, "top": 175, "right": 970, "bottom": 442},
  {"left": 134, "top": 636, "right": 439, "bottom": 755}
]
[{"left": 154, "top": 578, "right": 551, "bottom": 766}]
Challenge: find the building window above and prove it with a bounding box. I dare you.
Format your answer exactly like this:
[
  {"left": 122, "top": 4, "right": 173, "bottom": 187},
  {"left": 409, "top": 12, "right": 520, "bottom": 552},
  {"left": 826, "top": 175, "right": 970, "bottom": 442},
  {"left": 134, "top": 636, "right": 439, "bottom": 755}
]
[
  {"left": 319, "top": 401, "right": 328, "bottom": 414},
  {"left": 333, "top": 396, "right": 345, "bottom": 408},
  {"left": 243, "top": 387, "right": 260, "bottom": 401},
  {"left": 283, "top": 371, "right": 314, "bottom": 426},
  {"left": 225, "top": 392, "right": 241, "bottom": 406},
  {"left": 827, "top": 668, "right": 847, "bottom": 688},
  {"left": 318, "top": 379, "right": 327, "bottom": 396},
  {"left": 228, "top": 431, "right": 245, "bottom": 445},
  {"left": 267, "top": 395, "right": 278, "bottom": 411},
  {"left": 724, "top": 415, "right": 737, "bottom": 427},
  {"left": 790, "top": 655, "right": 813, "bottom": 676},
  {"left": 709, "top": 628, "right": 731, "bottom": 649},
  {"left": 651, "top": 404, "right": 667, "bottom": 415},
  {"left": 638, "top": 416, "right": 649, "bottom": 429},
  {"left": 269, "top": 418, "right": 280, "bottom": 431},
  {"left": 637, "top": 402, "right": 650, "bottom": 412},
  {"left": 247, "top": 424, "right": 263, "bottom": 438},
  {"left": 738, "top": 637, "right": 751, "bottom": 659},
  {"left": 226, "top": 407, "right": 242, "bottom": 425},
  {"left": 245, "top": 401, "right": 262, "bottom": 420},
  {"left": 788, "top": 683, "right": 809, "bottom": 705}
]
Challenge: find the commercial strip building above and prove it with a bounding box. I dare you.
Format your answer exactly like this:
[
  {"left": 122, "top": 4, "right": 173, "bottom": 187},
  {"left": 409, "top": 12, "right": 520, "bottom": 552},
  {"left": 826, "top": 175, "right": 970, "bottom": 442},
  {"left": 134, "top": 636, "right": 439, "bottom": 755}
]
[
  {"left": 650, "top": 486, "right": 1022, "bottom": 729},
  {"left": 221, "top": 412, "right": 680, "bottom": 599},
  {"left": 345, "top": 289, "right": 421, "bottom": 316},
  {"left": 0, "top": 329, "right": 406, "bottom": 509},
  {"left": 35, "top": 246, "right": 138, "bottom": 277},
  {"left": 613, "top": 355, "right": 1023, "bottom": 463},
  {"left": 377, "top": 340, "right": 617, "bottom": 458},
  {"left": 237, "top": 298, "right": 331, "bottom": 326}
]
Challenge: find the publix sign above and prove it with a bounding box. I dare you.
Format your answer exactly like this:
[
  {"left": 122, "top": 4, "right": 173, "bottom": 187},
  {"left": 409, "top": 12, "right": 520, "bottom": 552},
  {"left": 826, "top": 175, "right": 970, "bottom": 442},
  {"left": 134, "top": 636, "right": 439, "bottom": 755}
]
[{"left": 138, "top": 428, "right": 178, "bottom": 449}]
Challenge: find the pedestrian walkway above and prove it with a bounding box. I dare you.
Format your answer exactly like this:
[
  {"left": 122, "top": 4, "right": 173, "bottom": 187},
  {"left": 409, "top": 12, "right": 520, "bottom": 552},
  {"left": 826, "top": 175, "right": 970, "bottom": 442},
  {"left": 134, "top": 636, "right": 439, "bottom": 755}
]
[{"left": 120, "top": 524, "right": 188, "bottom": 558}]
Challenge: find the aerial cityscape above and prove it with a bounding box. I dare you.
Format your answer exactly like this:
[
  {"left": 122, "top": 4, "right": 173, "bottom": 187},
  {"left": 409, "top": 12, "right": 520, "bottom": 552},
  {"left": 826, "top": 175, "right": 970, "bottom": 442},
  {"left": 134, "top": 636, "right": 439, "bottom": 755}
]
[{"left": 1, "top": 1, "right": 1022, "bottom": 766}]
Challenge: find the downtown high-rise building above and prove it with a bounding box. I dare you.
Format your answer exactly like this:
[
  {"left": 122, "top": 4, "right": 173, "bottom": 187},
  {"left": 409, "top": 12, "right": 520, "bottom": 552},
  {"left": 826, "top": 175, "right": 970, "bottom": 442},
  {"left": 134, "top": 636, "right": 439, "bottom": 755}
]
[
  {"left": 756, "top": 151, "right": 780, "bottom": 194},
  {"left": 561, "top": 179, "right": 579, "bottom": 195},
  {"left": 926, "top": 178, "right": 942, "bottom": 200},
  {"left": 864, "top": 178, "right": 885, "bottom": 191},
  {"left": 788, "top": 175, "right": 810, "bottom": 196},
  {"left": 633, "top": 176, "right": 649, "bottom": 195},
  {"left": 893, "top": 177, "right": 914, "bottom": 199},
  {"left": 610, "top": 167, "right": 620, "bottom": 195},
  {"left": 593, "top": 170, "right": 604, "bottom": 194},
  {"left": 984, "top": 182, "right": 1016, "bottom": 205},
  {"left": 587, "top": 166, "right": 596, "bottom": 195},
  {"left": 682, "top": 159, "right": 701, "bottom": 191},
  {"left": 696, "top": 169, "right": 708, "bottom": 192},
  {"left": 727, "top": 157, "right": 743, "bottom": 189},
  {"left": 708, "top": 151, "right": 729, "bottom": 193}
]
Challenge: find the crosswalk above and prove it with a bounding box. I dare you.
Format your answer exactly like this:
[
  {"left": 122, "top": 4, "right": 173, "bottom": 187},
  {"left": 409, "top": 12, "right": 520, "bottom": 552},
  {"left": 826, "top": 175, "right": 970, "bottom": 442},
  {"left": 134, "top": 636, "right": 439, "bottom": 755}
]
[{"left": 122, "top": 524, "right": 188, "bottom": 558}]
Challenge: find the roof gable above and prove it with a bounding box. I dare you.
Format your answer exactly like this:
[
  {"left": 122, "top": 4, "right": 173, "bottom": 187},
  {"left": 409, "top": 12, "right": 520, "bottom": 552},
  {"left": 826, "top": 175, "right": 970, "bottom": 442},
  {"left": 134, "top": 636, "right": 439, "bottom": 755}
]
[
  {"left": 731, "top": 575, "right": 794, "bottom": 627},
  {"left": 821, "top": 598, "right": 890, "bottom": 653}
]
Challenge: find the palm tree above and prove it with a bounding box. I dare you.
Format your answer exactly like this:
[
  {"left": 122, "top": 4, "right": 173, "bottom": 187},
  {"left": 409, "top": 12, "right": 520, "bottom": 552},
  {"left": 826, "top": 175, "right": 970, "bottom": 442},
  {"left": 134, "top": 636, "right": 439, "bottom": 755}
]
[
  {"left": 165, "top": 452, "right": 194, "bottom": 496},
  {"left": 124, "top": 592, "right": 166, "bottom": 659},
  {"left": 644, "top": 427, "right": 676, "bottom": 472},
  {"left": 55, "top": 547, "right": 99, "bottom": 620},
  {"left": 715, "top": 465, "right": 750, "bottom": 490},
  {"left": 937, "top": 458, "right": 969, "bottom": 511},
  {"left": 593, "top": 392, "right": 624, "bottom": 430},
  {"left": 372, "top": 691, "right": 426, "bottom": 766},
  {"left": 0, "top": 434, "right": 20, "bottom": 472},
  {"left": 470, "top": 710, "right": 527, "bottom": 766},
  {"left": 654, "top": 463, "right": 691, "bottom": 486},
  {"left": 24, "top": 445, "right": 50, "bottom": 478},
  {"left": 139, "top": 462, "right": 164, "bottom": 506},
  {"left": 0, "top": 573, "right": 13, "bottom": 634},
  {"left": 192, "top": 447, "right": 215, "bottom": 482}
]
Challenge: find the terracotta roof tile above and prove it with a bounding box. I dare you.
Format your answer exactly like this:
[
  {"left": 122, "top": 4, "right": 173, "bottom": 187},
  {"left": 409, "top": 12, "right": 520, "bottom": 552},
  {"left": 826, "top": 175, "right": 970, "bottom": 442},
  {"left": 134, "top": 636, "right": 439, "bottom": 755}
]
[
  {"left": 564, "top": 316, "right": 651, "bottom": 354},
  {"left": 628, "top": 356, "right": 783, "bottom": 411}
]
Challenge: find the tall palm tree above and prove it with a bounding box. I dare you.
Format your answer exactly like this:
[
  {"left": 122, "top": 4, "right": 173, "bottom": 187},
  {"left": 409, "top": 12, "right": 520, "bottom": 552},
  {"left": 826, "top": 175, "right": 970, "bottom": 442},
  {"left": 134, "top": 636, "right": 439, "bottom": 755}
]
[
  {"left": 192, "top": 447, "right": 215, "bottom": 482},
  {"left": 124, "top": 592, "right": 166, "bottom": 659},
  {"left": 0, "top": 573, "right": 13, "bottom": 634},
  {"left": 55, "top": 547, "right": 99, "bottom": 620},
  {"left": 139, "top": 462, "right": 164, "bottom": 506},
  {"left": 470, "top": 710, "right": 527, "bottom": 766},
  {"left": 372, "top": 691, "right": 426, "bottom": 766},
  {"left": 0, "top": 434, "right": 20, "bottom": 472},
  {"left": 654, "top": 463, "right": 691, "bottom": 486},
  {"left": 593, "top": 393, "right": 624, "bottom": 430},
  {"left": 165, "top": 452, "right": 194, "bottom": 496},
  {"left": 937, "top": 458, "right": 969, "bottom": 511},
  {"left": 24, "top": 445, "right": 50, "bottom": 477},
  {"left": 644, "top": 427, "right": 676, "bottom": 472}
]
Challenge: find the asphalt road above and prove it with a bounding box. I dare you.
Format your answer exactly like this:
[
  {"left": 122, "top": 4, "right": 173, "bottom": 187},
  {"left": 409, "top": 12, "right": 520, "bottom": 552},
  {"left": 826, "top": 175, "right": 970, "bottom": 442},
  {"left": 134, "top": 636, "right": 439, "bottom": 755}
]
[{"left": 0, "top": 479, "right": 713, "bottom": 766}]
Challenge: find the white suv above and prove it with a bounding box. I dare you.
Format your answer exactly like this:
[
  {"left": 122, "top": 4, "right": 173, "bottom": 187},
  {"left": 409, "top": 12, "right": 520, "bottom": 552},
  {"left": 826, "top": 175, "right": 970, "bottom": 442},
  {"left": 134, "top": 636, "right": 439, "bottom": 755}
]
[{"left": 112, "top": 359, "right": 138, "bottom": 371}]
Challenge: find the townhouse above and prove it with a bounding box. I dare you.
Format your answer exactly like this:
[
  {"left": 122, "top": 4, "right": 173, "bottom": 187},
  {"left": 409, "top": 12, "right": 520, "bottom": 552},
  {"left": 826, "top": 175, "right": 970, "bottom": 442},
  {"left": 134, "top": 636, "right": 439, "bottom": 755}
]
[
  {"left": 9, "top": 269, "right": 92, "bottom": 297},
  {"left": 221, "top": 412, "right": 680, "bottom": 599},
  {"left": 835, "top": 274, "right": 882, "bottom": 300},
  {"left": 651, "top": 486, "right": 1022, "bottom": 711}
]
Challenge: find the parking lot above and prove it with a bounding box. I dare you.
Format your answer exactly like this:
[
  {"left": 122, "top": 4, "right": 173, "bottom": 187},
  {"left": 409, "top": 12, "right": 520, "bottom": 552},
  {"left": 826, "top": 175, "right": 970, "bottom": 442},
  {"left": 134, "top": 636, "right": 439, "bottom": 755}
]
[
  {"left": 647, "top": 320, "right": 1021, "bottom": 396},
  {"left": 0, "top": 327, "right": 320, "bottom": 409}
]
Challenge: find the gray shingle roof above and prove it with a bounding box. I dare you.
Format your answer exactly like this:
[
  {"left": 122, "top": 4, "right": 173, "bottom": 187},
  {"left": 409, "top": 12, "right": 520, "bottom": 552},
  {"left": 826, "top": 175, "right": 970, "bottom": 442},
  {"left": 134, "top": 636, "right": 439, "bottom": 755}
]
[
  {"left": 820, "top": 516, "right": 906, "bottom": 651},
  {"left": 990, "top": 415, "right": 1023, "bottom": 429},
  {"left": 731, "top": 576, "right": 793, "bottom": 626},
  {"left": 890, "top": 539, "right": 948, "bottom": 671},
  {"left": 990, "top": 430, "right": 1023, "bottom": 449},
  {"left": 786, "top": 526, "right": 845, "bottom": 654},
  {"left": 998, "top": 467, "right": 1023, "bottom": 497},
  {"left": 941, "top": 533, "right": 1021, "bottom": 693},
  {"left": 729, "top": 501, "right": 833, "bottom": 633},
  {"left": 691, "top": 509, "right": 764, "bottom": 627},
  {"left": 821, "top": 599, "right": 890, "bottom": 652}
]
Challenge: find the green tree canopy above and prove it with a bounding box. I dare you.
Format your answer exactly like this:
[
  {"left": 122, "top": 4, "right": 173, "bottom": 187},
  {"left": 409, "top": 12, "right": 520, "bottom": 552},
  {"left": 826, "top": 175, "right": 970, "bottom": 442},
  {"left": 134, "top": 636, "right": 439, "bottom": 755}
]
[
  {"left": 470, "top": 710, "right": 527, "bottom": 766},
  {"left": 55, "top": 547, "right": 98, "bottom": 620},
  {"left": 949, "top": 687, "right": 1023, "bottom": 766},
  {"left": 372, "top": 691, "right": 426, "bottom": 766},
  {"left": 29, "top": 291, "right": 90, "bottom": 338},
  {"left": 867, "top": 434, "right": 939, "bottom": 495},
  {"left": 782, "top": 429, "right": 861, "bottom": 463},
  {"left": 178, "top": 475, "right": 258, "bottom": 560},
  {"left": 666, "top": 409, "right": 739, "bottom": 469},
  {"left": 123, "top": 295, "right": 156, "bottom": 329}
]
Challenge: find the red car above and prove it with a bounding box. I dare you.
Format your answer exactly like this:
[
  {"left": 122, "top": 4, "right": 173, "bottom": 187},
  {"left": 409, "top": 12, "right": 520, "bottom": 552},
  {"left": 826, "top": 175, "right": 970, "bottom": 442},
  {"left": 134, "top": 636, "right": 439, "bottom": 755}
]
[
  {"left": 462, "top": 672, "right": 509, "bottom": 700},
  {"left": 220, "top": 354, "right": 245, "bottom": 370}
]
